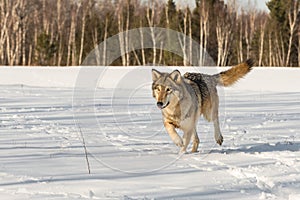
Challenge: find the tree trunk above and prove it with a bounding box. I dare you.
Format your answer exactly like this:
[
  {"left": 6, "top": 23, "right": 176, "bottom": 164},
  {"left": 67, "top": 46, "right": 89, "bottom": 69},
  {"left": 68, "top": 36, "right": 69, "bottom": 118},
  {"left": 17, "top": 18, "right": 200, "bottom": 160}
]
[
  {"left": 139, "top": 20, "right": 146, "bottom": 65},
  {"left": 245, "top": 10, "right": 256, "bottom": 60},
  {"left": 56, "top": 0, "right": 65, "bottom": 66},
  {"left": 67, "top": 6, "right": 78, "bottom": 66},
  {"left": 6, "top": 0, "right": 22, "bottom": 66},
  {"left": 299, "top": 32, "right": 300, "bottom": 67},
  {"left": 72, "top": 6, "right": 80, "bottom": 66},
  {"left": 203, "top": 7, "right": 209, "bottom": 66},
  {"left": 268, "top": 32, "right": 273, "bottom": 66},
  {"left": 147, "top": 3, "right": 156, "bottom": 65},
  {"left": 237, "top": 15, "right": 243, "bottom": 64},
  {"left": 0, "top": 0, "right": 9, "bottom": 64},
  {"left": 280, "top": 33, "right": 286, "bottom": 66},
  {"left": 79, "top": 1, "right": 87, "bottom": 65},
  {"left": 92, "top": 25, "right": 101, "bottom": 65},
  {"left": 118, "top": 5, "right": 126, "bottom": 66},
  {"left": 216, "top": 2, "right": 235, "bottom": 66},
  {"left": 286, "top": 0, "right": 299, "bottom": 66},
  {"left": 178, "top": 8, "right": 188, "bottom": 66},
  {"left": 199, "top": 1, "right": 209, "bottom": 66},
  {"left": 42, "top": 0, "right": 49, "bottom": 34},
  {"left": 189, "top": 9, "right": 192, "bottom": 66},
  {"left": 258, "top": 17, "right": 267, "bottom": 66},
  {"left": 102, "top": 16, "right": 108, "bottom": 66}
]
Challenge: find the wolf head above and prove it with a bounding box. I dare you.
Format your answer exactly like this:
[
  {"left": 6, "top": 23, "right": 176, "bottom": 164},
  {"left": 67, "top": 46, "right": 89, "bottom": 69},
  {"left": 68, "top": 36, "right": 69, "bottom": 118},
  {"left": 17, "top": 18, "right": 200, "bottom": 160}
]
[{"left": 151, "top": 69, "right": 183, "bottom": 110}]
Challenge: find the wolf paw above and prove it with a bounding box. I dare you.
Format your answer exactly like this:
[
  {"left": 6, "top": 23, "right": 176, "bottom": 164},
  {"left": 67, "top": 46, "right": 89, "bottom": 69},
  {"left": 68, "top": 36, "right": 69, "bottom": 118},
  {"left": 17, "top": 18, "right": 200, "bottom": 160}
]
[
  {"left": 191, "top": 148, "right": 199, "bottom": 153},
  {"left": 216, "top": 135, "right": 224, "bottom": 146},
  {"left": 191, "top": 141, "right": 199, "bottom": 153},
  {"left": 179, "top": 148, "right": 187, "bottom": 155},
  {"left": 174, "top": 138, "right": 183, "bottom": 147}
]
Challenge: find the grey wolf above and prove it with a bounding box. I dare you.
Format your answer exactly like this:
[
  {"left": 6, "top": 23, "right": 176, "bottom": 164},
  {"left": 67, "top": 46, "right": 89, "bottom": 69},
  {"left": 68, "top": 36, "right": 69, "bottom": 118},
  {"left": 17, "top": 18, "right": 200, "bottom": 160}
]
[{"left": 151, "top": 59, "right": 254, "bottom": 153}]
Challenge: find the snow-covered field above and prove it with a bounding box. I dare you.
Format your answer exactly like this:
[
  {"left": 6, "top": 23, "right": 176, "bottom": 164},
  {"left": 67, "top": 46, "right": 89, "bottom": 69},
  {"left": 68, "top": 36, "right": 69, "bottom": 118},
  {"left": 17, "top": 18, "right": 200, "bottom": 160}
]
[{"left": 0, "top": 66, "right": 300, "bottom": 200}]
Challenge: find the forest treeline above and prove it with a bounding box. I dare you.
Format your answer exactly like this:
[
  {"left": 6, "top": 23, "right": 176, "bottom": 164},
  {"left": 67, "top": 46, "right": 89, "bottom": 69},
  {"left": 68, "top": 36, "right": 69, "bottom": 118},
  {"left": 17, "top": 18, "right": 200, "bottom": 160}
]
[{"left": 0, "top": 0, "right": 299, "bottom": 67}]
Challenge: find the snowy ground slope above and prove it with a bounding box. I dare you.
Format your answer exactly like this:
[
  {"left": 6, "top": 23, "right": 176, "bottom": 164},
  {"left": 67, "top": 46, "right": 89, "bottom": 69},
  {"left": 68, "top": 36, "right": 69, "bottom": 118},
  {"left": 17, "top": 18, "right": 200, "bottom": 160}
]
[{"left": 0, "top": 67, "right": 300, "bottom": 199}]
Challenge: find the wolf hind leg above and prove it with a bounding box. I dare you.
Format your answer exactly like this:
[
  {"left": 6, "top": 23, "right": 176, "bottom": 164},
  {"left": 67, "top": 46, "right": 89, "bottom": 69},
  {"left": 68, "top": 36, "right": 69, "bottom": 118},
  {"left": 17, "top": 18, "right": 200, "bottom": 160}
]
[
  {"left": 210, "top": 93, "right": 223, "bottom": 146},
  {"left": 213, "top": 118, "right": 223, "bottom": 145}
]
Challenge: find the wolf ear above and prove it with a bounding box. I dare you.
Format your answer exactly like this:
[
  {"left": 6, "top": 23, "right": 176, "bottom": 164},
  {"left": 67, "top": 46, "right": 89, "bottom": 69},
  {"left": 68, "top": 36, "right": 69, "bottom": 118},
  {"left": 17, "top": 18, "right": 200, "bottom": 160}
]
[
  {"left": 152, "top": 69, "right": 162, "bottom": 81},
  {"left": 169, "top": 70, "right": 182, "bottom": 83}
]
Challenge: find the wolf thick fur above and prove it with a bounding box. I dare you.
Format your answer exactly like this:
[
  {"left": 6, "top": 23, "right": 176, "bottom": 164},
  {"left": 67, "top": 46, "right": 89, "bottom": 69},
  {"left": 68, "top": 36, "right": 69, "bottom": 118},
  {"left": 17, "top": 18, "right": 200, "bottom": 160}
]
[{"left": 152, "top": 59, "right": 254, "bottom": 153}]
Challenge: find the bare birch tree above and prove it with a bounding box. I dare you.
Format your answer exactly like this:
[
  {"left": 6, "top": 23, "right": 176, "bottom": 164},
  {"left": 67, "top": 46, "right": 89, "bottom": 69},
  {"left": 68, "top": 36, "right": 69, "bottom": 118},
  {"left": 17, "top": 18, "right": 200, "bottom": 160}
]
[
  {"left": 273, "top": 33, "right": 285, "bottom": 66},
  {"left": 125, "top": 0, "right": 131, "bottom": 66},
  {"left": 197, "top": 0, "right": 209, "bottom": 66},
  {"left": 3, "top": 0, "right": 26, "bottom": 65},
  {"left": 216, "top": 1, "right": 236, "bottom": 66},
  {"left": 139, "top": 20, "right": 146, "bottom": 65},
  {"left": 188, "top": 6, "right": 193, "bottom": 66},
  {"left": 117, "top": 1, "right": 127, "bottom": 66},
  {"left": 286, "top": 0, "right": 300, "bottom": 66},
  {"left": 298, "top": 29, "right": 300, "bottom": 67},
  {"left": 147, "top": 0, "right": 157, "bottom": 65},
  {"left": 66, "top": 3, "right": 80, "bottom": 66},
  {"left": 56, "top": 0, "right": 66, "bottom": 66},
  {"left": 0, "top": 0, "right": 8, "bottom": 64},
  {"left": 258, "top": 12, "right": 267, "bottom": 66},
  {"left": 245, "top": 1, "right": 256, "bottom": 60},
  {"left": 78, "top": 0, "right": 92, "bottom": 65},
  {"left": 42, "top": 0, "right": 49, "bottom": 35},
  {"left": 237, "top": 10, "right": 244, "bottom": 64},
  {"left": 178, "top": 7, "right": 190, "bottom": 66},
  {"left": 102, "top": 15, "right": 109, "bottom": 66}
]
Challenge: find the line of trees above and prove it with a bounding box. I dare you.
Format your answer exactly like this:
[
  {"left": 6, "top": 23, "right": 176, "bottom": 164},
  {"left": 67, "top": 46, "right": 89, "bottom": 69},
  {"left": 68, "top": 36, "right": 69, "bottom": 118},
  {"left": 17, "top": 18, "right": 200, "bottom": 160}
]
[{"left": 0, "top": 0, "right": 299, "bottom": 67}]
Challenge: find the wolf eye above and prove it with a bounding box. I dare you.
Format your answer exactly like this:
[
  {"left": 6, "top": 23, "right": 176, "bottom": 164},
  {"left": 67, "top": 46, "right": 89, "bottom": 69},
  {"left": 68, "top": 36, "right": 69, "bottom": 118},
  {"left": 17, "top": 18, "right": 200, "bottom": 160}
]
[
  {"left": 155, "top": 87, "right": 160, "bottom": 91},
  {"left": 166, "top": 88, "right": 171, "bottom": 92}
]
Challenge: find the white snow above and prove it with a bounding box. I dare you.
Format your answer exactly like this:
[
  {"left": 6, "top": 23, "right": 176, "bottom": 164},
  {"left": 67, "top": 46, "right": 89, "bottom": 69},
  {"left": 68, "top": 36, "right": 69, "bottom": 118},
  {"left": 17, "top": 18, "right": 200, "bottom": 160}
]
[
  {"left": 0, "top": 66, "right": 299, "bottom": 92},
  {"left": 0, "top": 66, "right": 300, "bottom": 199}
]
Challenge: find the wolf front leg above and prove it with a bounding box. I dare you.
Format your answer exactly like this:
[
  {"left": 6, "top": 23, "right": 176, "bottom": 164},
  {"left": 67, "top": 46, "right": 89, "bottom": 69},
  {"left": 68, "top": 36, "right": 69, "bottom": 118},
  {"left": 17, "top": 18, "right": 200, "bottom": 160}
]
[
  {"left": 182, "top": 128, "right": 199, "bottom": 153},
  {"left": 181, "top": 129, "right": 195, "bottom": 153},
  {"left": 164, "top": 122, "right": 183, "bottom": 148},
  {"left": 191, "top": 129, "right": 199, "bottom": 153}
]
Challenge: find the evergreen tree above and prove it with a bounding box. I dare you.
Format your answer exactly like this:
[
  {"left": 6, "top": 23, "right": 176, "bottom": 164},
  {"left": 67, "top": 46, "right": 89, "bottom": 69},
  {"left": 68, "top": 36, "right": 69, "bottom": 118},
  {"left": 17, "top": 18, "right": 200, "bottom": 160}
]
[
  {"left": 267, "top": 0, "right": 300, "bottom": 66},
  {"left": 36, "top": 33, "right": 57, "bottom": 66},
  {"left": 267, "top": 0, "right": 289, "bottom": 28}
]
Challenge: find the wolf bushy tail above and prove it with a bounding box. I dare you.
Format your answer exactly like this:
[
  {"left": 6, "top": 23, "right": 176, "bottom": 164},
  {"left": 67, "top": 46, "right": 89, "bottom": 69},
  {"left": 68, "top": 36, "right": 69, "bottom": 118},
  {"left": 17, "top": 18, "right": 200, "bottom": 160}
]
[{"left": 216, "top": 59, "right": 254, "bottom": 87}]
